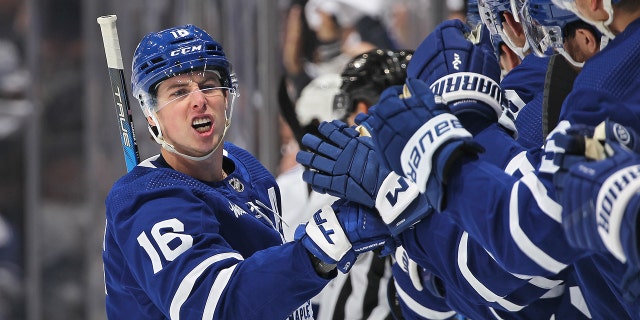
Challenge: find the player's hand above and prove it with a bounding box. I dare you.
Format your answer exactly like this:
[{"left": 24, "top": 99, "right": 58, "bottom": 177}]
[
  {"left": 366, "top": 78, "right": 484, "bottom": 211},
  {"left": 297, "top": 119, "right": 433, "bottom": 235},
  {"left": 295, "top": 199, "right": 393, "bottom": 273},
  {"left": 408, "top": 19, "right": 504, "bottom": 124}
]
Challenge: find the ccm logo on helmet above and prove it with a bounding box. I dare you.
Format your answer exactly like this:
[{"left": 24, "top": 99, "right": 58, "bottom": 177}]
[{"left": 170, "top": 45, "right": 202, "bottom": 57}]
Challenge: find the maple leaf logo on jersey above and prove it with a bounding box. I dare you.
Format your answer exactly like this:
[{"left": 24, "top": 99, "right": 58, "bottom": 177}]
[{"left": 229, "top": 202, "right": 248, "bottom": 218}]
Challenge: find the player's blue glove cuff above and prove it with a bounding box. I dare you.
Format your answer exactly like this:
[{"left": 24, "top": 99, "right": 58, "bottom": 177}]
[{"left": 295, "top": 199, "right": 392, "bottom": 273}]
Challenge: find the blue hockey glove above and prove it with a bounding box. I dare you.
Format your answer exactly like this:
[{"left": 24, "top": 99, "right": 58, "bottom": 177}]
[
  {"left": 548, "top": 120, "right": 640, "bottom": 176},
  {"left": 542, "top": 120, "right": 640, "bottom": 177},
  {"left": 557, "top": 140, "right": 640, "bottom": 265},
  {"left": 295, "top": 199, "right": 393, "bottom": 273},
  {"left": 551, "top": 121, "right": 640, "bottom": 265},
  {"left": 367, "top": 78, "right": 484, "bottom": 211},
  {"left": 408, "top": 19, "right": 504, "bottom": 123},
  {"left": 297, "top": 119, "right": 434, "bottom": 236}
]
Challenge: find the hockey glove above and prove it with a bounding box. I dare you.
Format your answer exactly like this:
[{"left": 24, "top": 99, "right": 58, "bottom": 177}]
[
  {"left": 295, "top": 199, "right": 393, "bottom": 273},
  {"left": 551, "top": 121, "right": 640, "bottom": 265},
  {"left": 408, "top": 19, "right": 504, "bottom": 124},
  {"left": 557, "top": 140, "right": 640, "bottom": 265},
  {"left": 367, "top": 78, "right": 484, "bottom": 211},
  {"left": 297, "top": 119, "right": 434, "bottom": 236},
  {"left": 549, "top": 120, "right": 640, "bottom": 178}
]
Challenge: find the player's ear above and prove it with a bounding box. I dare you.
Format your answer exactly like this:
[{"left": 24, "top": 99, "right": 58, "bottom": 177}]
[
  {"left": 147, "top": 116, "right": 157, "bottom": 127},
  {"left": 577, "top": 28, "right": 598, "bottom": 55}
]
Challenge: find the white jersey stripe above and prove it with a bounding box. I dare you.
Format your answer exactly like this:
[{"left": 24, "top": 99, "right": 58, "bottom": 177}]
[
  {"left": 510, "top": 181, "right": 567, "bottom": 273},
  {"left": 488, "top": 307, "right": 505, "bottom": 320},
  {"left": 394, "top": 280, "right": 456, "bottom": 319},
  {"left": 540, "top": 284, "right": 564, "bottom": 299},
  {"left": 170, "top": 252, "right": 243, "bottom": 319},
  {"left": 520, "top": 173, "right": 562, "bottom": 223},
  {"left": 203, "top": 264, "right": 237, "bottom": 320},
  {"left": 504, "top": 151, "right": 534, "bottom": 176},
  {"left": 569, "top": 286, "right": 592, "bottom": 318},
  {"left": 458, "top": 233, "right": 524, "bottom": 311}
]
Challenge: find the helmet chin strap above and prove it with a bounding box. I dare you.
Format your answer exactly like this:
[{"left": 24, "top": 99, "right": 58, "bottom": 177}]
[
  {"left": 565, "top": 0, "right": 616, "bottom": 39},
  {"left": 557, "top": 48, "right": 584, "bottom": 68},
  {"left": 500, "top": 29, "right": 530, "bottom": 59},
  {"left": 148, "top": 113, "right": 231, "bottom": 162}
]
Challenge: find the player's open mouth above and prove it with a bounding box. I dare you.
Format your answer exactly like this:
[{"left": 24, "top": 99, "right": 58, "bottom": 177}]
[{"left": 192, "top": 117, "right": 212, "bottom": 133}]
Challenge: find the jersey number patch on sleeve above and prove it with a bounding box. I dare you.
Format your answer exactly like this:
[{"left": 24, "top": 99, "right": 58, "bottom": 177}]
[{"left": 137, "top": 218, "right": 193, "bottom": 273}]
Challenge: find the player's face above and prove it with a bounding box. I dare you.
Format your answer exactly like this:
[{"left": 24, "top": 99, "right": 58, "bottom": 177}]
[
  {"left": 573, "top": 0, "right": 599, "bottom": 21},
  {"left": 154, "top": 71, "right": 228, "bottom": 157}
]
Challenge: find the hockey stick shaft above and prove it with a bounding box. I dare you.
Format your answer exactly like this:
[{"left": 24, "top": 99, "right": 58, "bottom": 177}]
[{"left": 97, "top": 15, "right": 140, "bottom": 172}]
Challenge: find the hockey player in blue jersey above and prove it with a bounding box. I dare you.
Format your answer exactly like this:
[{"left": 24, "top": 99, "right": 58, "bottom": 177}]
[
  {"left": 102, "top": 24, "right": 395, "bottom": 320},
  {"left": 298, "top": 117, "right": 592, "bottom": 319},
  {"left": 478, "top": 0, "right": 545, "bottom": 121},
  {"left": 296, "top": 18, "right": 594, "bottom": 316},
  {"left": 300, "top": 1, "right": 640, "bottom": 316},
  {"left": 359, "top": 0, "right": 640, "bottom": 315}
]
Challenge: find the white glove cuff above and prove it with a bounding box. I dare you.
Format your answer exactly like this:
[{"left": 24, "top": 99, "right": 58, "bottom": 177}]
[
  {"left": 430, "top": 72, "right": 503, "bottom": 119},
  {"left": 400, "top": 113, "right": 473, "bottom": 192},
  {"left": 375, "top": 173, "right": 420, "bottom": 225},
  {"left": 597, "top": 164, "right": 640, "bottom": 263},
  {"left": 305, "top": 205, "right": 352, "bottom": 262}
]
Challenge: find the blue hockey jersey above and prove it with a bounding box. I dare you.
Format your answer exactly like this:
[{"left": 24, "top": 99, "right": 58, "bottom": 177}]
[
  {"left": 434, "top": 17, "right": 640, "bottom": 318},
  {"left": 398, "top": 210, "right": 592, "bottom": 319},
  {"left": 103, "top": 142, "right": 329, "bottom": 319},
  {"left": 501, "top": 54, "right": 550, "bottom": 121}
]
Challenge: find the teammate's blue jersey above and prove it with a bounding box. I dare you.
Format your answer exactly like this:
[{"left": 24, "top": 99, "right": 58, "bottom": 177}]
[
  {"left": 391, "top": 261, "right": 459, "bottom": 320},
  {"left": 558, "top": 19, "right": 640, "bottom": 315},
  {"left": 501, "top": 54, "right": 550, "bottom": 120},
  {"left": 515, "top": 92, "right": 545, "bottom": 149},
  {"left": 499, "top": 54, "right": 550, "bottom": 150},
  {"left": 103, "top": 142, "right": 328, "bottom": 319},
  {"left": 399, "top": 207, "right": 592, "bottom": 319},
  {"left": 433, "top": 17, "right": 640, "bottom": 318}
]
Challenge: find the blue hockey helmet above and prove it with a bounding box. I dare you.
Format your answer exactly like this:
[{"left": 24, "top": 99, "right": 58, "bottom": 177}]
[
  {"left": 478, "top": 0, "right": 530, "bottom": 57},
  {"left": 516, "top": 0, "right": 579, "bottom": 57},
  {"left": 131, "top": 24, "right": 237, "bottom": 117},
  {"left": 467, "top": 0, "right": 482, "bottom": 28},
  {"left": 478, "top": 0, "right": 511, "bottom": 36}
]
